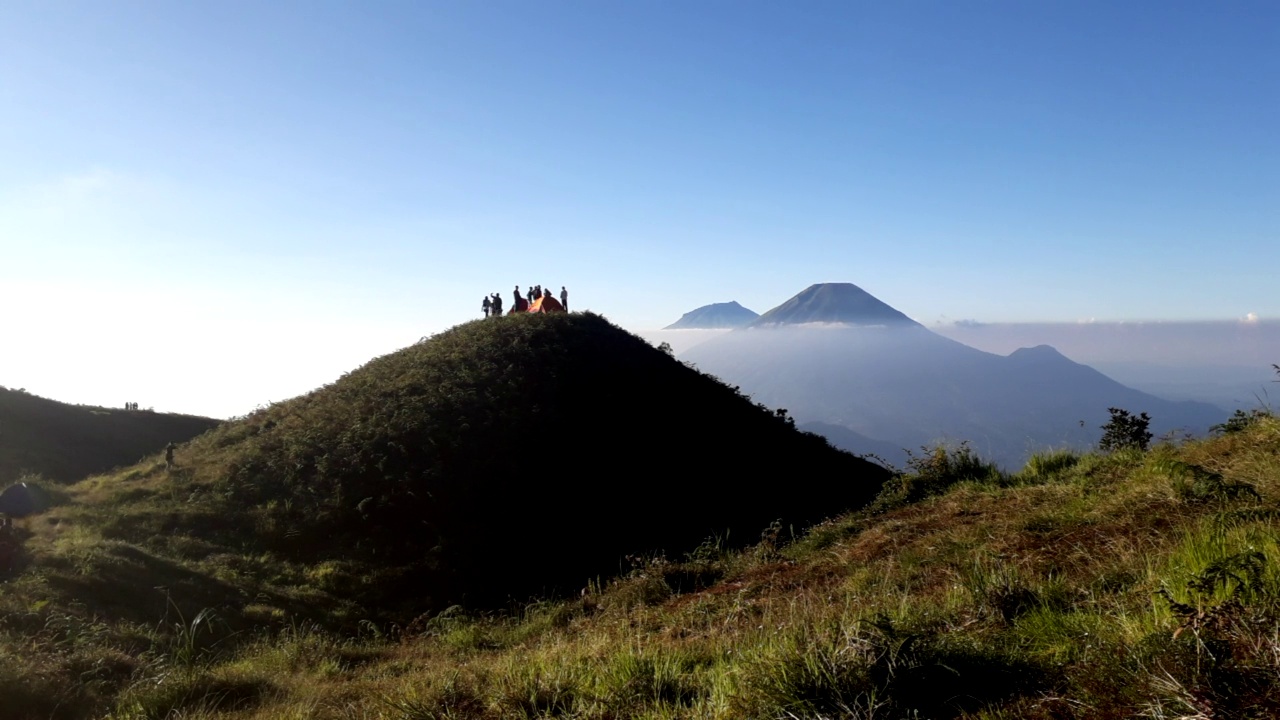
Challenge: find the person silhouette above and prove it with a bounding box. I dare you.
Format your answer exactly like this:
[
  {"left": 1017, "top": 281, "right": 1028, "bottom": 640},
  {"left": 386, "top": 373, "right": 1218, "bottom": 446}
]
[
  {"left": 560, "top": 286, "right": 568, "bottom": 311},
  {"left": 482, "top": 295, "right": 491, "bottom": 318}
]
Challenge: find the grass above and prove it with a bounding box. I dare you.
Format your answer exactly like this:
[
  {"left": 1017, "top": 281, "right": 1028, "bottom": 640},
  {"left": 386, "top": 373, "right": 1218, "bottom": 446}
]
[
  {"left": 0, "top": 386, "right": 220, "bottom": 485},
  {"left": 2, "top": 321, "right": 1278, "bottom": 717},
  {"left": 83, "top": 411, "right": 1268, "bottom": 720}
]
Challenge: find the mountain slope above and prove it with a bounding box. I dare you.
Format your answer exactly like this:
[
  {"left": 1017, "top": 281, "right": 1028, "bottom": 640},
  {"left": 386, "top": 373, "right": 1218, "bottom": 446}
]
[
  {"left": 664, "top": 301, "right": 759, "bottom": 329},
  {"left": 31, "top": 312, "right": 889, "bottom": 621},
  {"left": 0, "top": 387, "right": 220, "bottom": 484},
  {"left": 750, "top": 282, "right": 920, "bottom": 327},
  {"left": 685, "top": 287, "right": 1225, "bottom": 467}
]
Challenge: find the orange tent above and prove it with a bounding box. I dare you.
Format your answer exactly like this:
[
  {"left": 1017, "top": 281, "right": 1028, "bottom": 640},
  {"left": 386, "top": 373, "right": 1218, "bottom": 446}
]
[{"left": 528, "top": 296, "right": 565, "bottom": 313}]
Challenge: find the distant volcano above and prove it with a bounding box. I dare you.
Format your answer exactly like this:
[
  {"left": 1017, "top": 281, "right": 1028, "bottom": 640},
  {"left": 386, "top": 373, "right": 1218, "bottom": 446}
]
[
  {"left": 750, "top": 283, "right": 920, "bottom": 327},
  {"left": 684, "top": 283, "right": 1225, "bottom": 468},
  {"left": 665, "top": 301, "right": 759, "bottom": 329}
]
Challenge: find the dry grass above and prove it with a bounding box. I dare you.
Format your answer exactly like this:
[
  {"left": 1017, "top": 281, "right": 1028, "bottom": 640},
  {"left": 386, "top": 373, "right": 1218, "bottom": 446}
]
[{"left": 3, "top": 416, "right": 1280, "bottom": 719}]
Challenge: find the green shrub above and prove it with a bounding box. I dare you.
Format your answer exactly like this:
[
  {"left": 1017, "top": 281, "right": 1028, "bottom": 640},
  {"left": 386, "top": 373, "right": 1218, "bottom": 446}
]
[
  {"left": 1212, "top": 408, "right": 1272, "bottom": 435},
  {"left": 1099, "top": 407, "right": 1152, "bottom": 452},
  {"left": 872, "top": 443, "right": 1005, "bottom": 511}
]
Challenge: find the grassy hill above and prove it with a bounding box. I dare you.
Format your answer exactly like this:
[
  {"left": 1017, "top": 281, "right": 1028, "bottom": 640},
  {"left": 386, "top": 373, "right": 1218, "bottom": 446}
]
[
  {"left": 6, "top": 406, "right": 1279, "bottom": 718},
  {"left": 0, "top": 387, "right": 221, "bottom": 485},
  {"left": 3, "top": 315, "right": 1277, "bottom": 719},
  {"left": 0, "top": 312, "right": 892, "bottom": 719}
]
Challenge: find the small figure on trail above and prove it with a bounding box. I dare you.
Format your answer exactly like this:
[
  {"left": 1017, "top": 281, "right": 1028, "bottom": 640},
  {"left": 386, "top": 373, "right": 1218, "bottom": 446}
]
[
  {"left": 482, "top": 295, "right": 491, "bottom": 318},
  {"left": 513, "top": 286, "right": 528, "bottom": 312},
  {"left": 560, "top": 286, "right": 568, "bottom": 311},
  {"left": 526, "top": 286, "right": 534, "bottom": 304},
  {"left": 165, "top": 442, "right": 177, "bottom": 471},
  {"left": 535, "top": 285, "right": 543, "bottom": 299},
  {"left": 491, "top": 293, "right": 503, "bottom": 317}
]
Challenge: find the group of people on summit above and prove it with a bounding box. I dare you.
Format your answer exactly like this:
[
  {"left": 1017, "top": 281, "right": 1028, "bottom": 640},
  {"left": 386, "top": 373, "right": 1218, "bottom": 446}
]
[{"left": 483, "top": 285, "right": 569, "bottom": 318}]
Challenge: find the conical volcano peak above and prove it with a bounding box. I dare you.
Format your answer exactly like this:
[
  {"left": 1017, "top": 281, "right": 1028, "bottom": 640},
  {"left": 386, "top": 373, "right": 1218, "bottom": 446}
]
[{"left": 750, "top": 283, "right": 920, "bottom": 327}]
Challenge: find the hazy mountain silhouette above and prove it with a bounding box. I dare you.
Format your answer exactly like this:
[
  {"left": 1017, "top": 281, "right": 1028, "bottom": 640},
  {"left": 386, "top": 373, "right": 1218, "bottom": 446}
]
[
  {"left": 665, "top": 301, "right": 759, "bottom": 329},
  {"left": 750, "top": 282, "right": 919, "bottom": 327},
  {"left": 683, "top": 285, "right": 1225, "bottom": 468},
  {"left": 0, "top": 387, "right": 220, "bottom": 484},
  {"left": 798, "top": 422, "right": 909, "bottom": 468}
]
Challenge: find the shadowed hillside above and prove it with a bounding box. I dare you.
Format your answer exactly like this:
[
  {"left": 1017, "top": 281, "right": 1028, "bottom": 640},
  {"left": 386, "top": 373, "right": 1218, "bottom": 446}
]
[
  {"left": 17, "top": 312, "right": 887, "bottom": 630},
  {"left": 206, "top": 312, "right": 888, "bottom": 610},
  {"left": 0, "top": 387, "right": 220, "bottom": 484},
  {"left": 7, "top": 390, "right": 1279, "bottom": 719}
]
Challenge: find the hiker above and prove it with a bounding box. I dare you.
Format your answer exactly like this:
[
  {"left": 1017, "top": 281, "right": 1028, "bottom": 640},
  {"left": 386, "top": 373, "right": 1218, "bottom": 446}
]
[
  {"left": 482, "top": 295, "right": 491, "bottom": 318},
  {"left": 165, "top": 442, "right": 176, "bottom": 471},
  {"left": 513, "top": 286, "right": 527, "bottom": 312},
  {"left": 526, "top": 286, "right": 534, "bottom": 304},
  {"left": 560, "top": 286, "right": 568, "bottom": 311},
  {"left": 491, "top": 293, "right": 503, "bottom": 317}
]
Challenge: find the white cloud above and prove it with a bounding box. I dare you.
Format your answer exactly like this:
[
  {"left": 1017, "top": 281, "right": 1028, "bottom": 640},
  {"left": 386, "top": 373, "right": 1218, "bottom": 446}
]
[{"left": 1243, "top": 312, "right": 1260, "bottom": 324}]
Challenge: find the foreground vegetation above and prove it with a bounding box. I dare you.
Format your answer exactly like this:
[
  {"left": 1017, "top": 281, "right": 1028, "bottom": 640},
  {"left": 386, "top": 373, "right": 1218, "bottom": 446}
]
[{"left": 4, "top": 404, "right": 1279, "bottom": 718}]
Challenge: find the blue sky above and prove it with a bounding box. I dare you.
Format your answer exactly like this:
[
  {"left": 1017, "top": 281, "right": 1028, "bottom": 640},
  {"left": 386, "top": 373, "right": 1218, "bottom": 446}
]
[{"left": 1, "top": 1, "right": 1277, "bottom": 416}]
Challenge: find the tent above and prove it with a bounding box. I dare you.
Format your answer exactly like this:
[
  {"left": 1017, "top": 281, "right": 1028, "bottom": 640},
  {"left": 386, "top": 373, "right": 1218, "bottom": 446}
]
[
  {"left": 528, "top": 296, "right": 565, "bottom": 313},
  {"left": 0, "top": 483, "right": 48, "bottom": 518}
]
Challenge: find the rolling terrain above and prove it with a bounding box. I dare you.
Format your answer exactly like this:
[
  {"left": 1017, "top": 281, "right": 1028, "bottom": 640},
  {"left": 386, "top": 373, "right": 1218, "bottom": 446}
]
[
  {"left": 4, "top": 388, "right": 1278, "bottom": 719},
  {"left": 3, "top": 311, "right": 1276, "bottom": 719},
  {"left": 0, "top": 387, "right": 220, "bottom": 484},
  {"left": 0, "top": 312, "right": 890, "bottom": 719}
]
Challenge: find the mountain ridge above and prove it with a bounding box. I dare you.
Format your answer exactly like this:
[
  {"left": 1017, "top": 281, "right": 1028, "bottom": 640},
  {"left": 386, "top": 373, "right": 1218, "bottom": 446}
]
[
  {"left": 684, "top": 284, "right": 1226, "bottom": 467},
  {"left": 749, "top": 282, "right": 920, "bottom": 327},
  {"left": 664, "top": 301, "right": 759, "bottom": 329}
]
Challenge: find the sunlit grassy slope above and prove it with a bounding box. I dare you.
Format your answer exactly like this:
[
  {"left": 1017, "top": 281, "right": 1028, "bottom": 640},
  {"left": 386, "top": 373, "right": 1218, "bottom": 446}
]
[
  {"left": 0, "top": 387, "right": 220, "bottom": 484},
  {"left": 8, "top": 409, "right": 1280, "bottom": 718},
  {"left": 114, "top": 415, "right": 1280, "bottom": 720}
]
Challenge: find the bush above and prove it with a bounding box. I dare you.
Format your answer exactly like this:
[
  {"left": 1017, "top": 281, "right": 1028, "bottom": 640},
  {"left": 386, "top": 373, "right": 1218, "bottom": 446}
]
[
  {"left": 1099, "top": 407, "right": 1152, "bottom": 452},
  {"left": 872, "top": 443, "right": 1005, "bottom": 511},
  {"left": 1212, "top": 408, "right": 1271, "bottom": 435}
]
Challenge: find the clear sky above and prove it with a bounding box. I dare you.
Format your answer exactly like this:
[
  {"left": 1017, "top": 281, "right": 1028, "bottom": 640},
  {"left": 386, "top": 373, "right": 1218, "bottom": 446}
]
[{"left": 1, "top": 1, "right": 1277, "bottom": 417}]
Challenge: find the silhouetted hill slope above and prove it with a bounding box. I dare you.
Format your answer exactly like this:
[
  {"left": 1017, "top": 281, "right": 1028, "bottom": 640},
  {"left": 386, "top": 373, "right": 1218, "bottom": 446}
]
[
  {"left": 750, "top": 282, "right": 920, "bottom": 327},
  {"left": 685, "top": 295, "right": 1225, "bottom": 467},
  {"left": 179, "top": 312, "right": 889, "bottom": 612},
  {"left": 799, "top": 421, "right": 909, "bottom": 468},
  {"left": 664, "top": 301, "right": 759, "bottom": 329},
  {"left": 0, "top": 387, "right": 220, "bottom": 484}
]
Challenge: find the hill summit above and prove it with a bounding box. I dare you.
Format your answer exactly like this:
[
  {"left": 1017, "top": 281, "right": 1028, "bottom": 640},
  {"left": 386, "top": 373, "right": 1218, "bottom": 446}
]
[
  {"left": 750, "top": 282, "right": 920, "bottom": 327},
  {"left": 135, "top": 312, "right": 888, "bottom": 615},
  {"left": 664, "top": 301, "right": 759, "bottom": 329}
]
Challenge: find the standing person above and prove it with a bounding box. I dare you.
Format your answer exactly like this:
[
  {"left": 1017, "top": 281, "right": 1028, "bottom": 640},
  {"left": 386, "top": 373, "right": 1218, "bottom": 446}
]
[
  {"left": 560, "top": 286, "right": 568, "bottom": 311},
  {"left": 492, "top": 293, "right": 503, "bottom": 317},
  {"left": 482, "top": 295, "right": 491, "bottom": 318},
  {"left": 165, "top": 442, "right": 177, "bottom": 472},
  {"left": 526, "top": 286, "right": 534, "bottom": 304}
]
